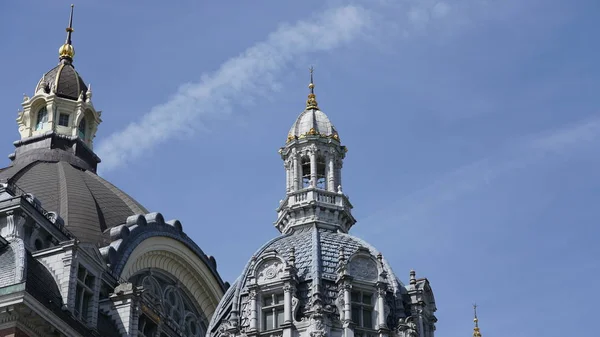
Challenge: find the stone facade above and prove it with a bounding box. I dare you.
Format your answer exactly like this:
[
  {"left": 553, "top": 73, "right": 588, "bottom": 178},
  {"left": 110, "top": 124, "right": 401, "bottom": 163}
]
[
  {"left": 0, "top": 7, "right": 226, "bottom": 336},
  {"left": 206, "top": 81, "right": 438, "bottom": 337}
]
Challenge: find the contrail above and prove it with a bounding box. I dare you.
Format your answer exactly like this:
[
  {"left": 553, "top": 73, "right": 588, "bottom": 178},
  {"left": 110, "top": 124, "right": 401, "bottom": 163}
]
[{"left": 96, "top": 5, "right": 371, "bottom": 172}]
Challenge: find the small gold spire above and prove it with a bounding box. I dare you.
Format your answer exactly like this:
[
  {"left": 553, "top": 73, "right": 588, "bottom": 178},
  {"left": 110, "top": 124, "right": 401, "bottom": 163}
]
[
  {"left": 306, "top": 66, "right": 319, "bottom": 110},
  {"left": 58, "top": 4, "right": 76, "bottom": 60},
  {"left": 472, "top": 304, "right": 482, "bottom": 337}
]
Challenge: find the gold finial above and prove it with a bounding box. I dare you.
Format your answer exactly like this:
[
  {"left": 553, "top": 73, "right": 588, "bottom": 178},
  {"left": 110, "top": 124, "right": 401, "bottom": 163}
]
[
  {"left": 306, "top": 66, "right": 319, "bottom": 110},
  {"left": 58, "top": 4, "right": 76, "bottom": 60},
  {"left": 472, "top": 304, "right": 482, "bottom": 337}
]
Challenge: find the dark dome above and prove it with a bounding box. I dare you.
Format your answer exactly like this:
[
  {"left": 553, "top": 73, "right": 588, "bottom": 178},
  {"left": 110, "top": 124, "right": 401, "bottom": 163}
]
[
  {"left": 35, "top": 60, "right": 88, "bottom": 100},
  {"left": 0, "top": 160, "right": 147, "bottom": 244}
]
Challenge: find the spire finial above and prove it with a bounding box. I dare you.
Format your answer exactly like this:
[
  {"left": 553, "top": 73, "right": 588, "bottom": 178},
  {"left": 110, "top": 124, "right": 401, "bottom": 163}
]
[
  {"left": 59, "top": 4, "right": 76, "bottom": 61},
  {"left": 306, "top": 66, "right": 319, "bottom": 109},
  {"left": 472, "top": 304, "right": 482, "bottom": 337}
]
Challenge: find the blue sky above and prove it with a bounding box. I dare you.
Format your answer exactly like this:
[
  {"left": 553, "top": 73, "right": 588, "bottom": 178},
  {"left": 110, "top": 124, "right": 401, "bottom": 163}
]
[{"left": 1, "top": 0, "right": 599, "bottom": 336}]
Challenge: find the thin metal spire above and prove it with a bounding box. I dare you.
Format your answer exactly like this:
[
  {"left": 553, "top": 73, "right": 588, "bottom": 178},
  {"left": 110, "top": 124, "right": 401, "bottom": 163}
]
[
  {"left": 306, "top": 66, "right": 319, "bottom": 109},
  {"left": 472, "top": 304, "right": 482, "bottom": 337},
  {"left": 65, "top": 4, "right": 74, "bottom": 45},
  {"left": 59, "top": 4, "right": 76, "bottom": 60}
]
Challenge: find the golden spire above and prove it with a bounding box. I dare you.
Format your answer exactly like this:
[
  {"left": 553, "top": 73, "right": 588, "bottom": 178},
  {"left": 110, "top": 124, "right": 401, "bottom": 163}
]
[
  {"left": 306, "top": 66, "right": 319, "bottom": 110},
  {"left": 58, "top": 4, "right": 76, "bottom": 60},
  {"left": 472, "top": 304, "right": 482, "bottom": 337}
]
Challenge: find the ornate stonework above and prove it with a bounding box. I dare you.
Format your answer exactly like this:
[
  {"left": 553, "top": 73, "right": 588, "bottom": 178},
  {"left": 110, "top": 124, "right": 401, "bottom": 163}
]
[
  {"left": 256, "top": 259, "right": 285, "bottom": 284},
  {"left": 348, "top": 256, "right": 378, "bottom": 282}
]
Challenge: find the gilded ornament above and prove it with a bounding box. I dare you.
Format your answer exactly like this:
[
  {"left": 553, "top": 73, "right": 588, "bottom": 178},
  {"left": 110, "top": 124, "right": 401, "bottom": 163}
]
[
  {"left": 59, "top": 44, "right": 75, "bottom": 59},
  {"left": 58, "top": 5, "right": 76, "bottom": 60},
  {"left": 307, "top": 127, "right": 318, "bottom": 136},
  {"left": 306, "top": 66, "right": 319, "bottom": 109}
]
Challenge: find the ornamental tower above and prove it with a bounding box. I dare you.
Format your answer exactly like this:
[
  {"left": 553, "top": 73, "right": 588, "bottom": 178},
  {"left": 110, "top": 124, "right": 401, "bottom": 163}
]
[
  {"left": 207, "top": 70, "right": 438, "bottom": 337},
  {"left": 0, "top": 6, "right": 226, "bottom": 336},
  {"left": 276, "top": 67, "right": 355, "bottom": 234},
  {"left": 15, "top": 4, "right": 101, "bottom": 172}
]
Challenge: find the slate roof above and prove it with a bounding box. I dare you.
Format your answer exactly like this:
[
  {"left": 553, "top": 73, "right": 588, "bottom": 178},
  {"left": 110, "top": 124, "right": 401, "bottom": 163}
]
[
  {"left": 0, "top": 161, "right": 148, "bottom": 244},
  {"left": 259, "top": 226, "right": 402, "bottom": 283},
  {"left": 35, "top": 60, "right": 88, "bottom": 100},
  {"left": 207, "top": 226, "right": 405, "bottom": 334}
]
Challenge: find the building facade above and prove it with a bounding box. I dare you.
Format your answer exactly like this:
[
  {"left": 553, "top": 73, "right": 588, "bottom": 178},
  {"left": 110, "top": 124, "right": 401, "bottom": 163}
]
[
  {"left": 206, "top": 72, "right": 438, "bottom": 337},
  {"left": 0, "top": 6, "right": 226, "bottom": 337}
]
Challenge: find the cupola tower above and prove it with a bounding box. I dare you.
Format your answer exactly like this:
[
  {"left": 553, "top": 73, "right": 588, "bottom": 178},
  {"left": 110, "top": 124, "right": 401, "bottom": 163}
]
[
  {"left": 207, "top": 70, "right": 437, "bottom": 337},
  {"left": 276, "top": 68, "right": 355, "bottom": 234},
  {"left": 15, "top": 4, "right": 101, "bottom": 171}
]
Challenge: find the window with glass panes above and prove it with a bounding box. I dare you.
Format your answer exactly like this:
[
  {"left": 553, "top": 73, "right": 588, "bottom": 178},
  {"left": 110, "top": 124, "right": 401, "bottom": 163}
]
[
  {"left": 74, "top": 266, "right": 95, "bottom": 323},
  {"left": 78, "top": 118, "right": 86, "bottom": 139},
  {"left": 35, "top": 107, "right": 48, "bottom": 130},
  {"left": 262, "top": 293, "right": 285, "bottom": 330},
  {"left": 351, "top": 290, "right": 374, "bottom": 329},
  {"left": 58, "top": 113, "right": 69, "bottom": 127}
]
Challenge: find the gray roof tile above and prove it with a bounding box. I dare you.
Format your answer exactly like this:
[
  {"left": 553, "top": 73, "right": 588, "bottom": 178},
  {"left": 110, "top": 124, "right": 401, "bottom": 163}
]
[{"left": 0, "top": 161, "right": 148, "bottom": 244}]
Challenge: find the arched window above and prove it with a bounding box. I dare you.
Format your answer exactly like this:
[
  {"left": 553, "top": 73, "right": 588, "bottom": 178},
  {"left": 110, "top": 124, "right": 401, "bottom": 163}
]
[
  {"left": 164, "top": 287, "right": 184, "bottom": 326},
  {"left": 35, "top": 107, "right": 48, "bottom": 130},
  {"left": 142, "top": 276, "right": 162, "bottom": 303},
  {"left": 316, "top": 155, "right": 326, "bottom": 189},
  {"left": 78, "top": 118, "right": 86, "bottom": 139},
  {"left": 301, "top": 156, "right": 311, "bottom": 188},
  {"left": 134, "top": 272, "right": 208, "bottom": 337},
  {"left": 185, "top": 313, "right": 204, "bottom": 337}
]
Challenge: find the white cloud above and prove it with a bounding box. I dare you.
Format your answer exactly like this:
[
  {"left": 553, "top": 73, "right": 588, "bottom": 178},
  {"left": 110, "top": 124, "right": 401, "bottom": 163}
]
[
  {"left": 96, "top": 0, "right": 519, "bottom": 172},
  {"left": 96, "top": 5, "right": 371, "bottom": 172}
]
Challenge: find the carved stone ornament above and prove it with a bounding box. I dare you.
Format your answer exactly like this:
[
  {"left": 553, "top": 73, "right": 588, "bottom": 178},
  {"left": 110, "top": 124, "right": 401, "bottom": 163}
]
[
  {"left": 348, "top": 256, "right": 378, "bottom": 282},
  {"left": 1, "top": 210, "right": 27, "bottom": 241},
  {"left": 256, "top": 259, "right": 284, "bottom": 284},
  {"left": 396, "top": 317, "right": 418, "bottom": 337},
  {"left": 309, "top": 315, "right": 329, "bottom": 337},
  {"left": 240, "top": 296, "right": 251, "bottom": 332}
]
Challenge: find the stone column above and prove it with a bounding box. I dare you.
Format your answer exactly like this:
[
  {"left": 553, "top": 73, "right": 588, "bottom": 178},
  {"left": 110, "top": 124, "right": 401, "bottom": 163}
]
[
  {"left": 336, "top": 161, "right": 343, "bottom": 191},
  {"left": 249, "top": 289, "right": 258, "bottom": 331},
  {"left": 327, "top": 155, "right": 335, "bottom": 192},
  {"left": 310, "top": 150, "right": 317, "bottom": 188},
  {"left": 343, "top": 284, "right": 352, "bottom": 325},
  {"left": 377, "top": 287, "right": 386, "bottom": 329},
  {"left": 283, "top": 284, "right": 293, "bottom": 324},
  {"left": 46, "top": 99, "right": 56, "bottom": 129},
  {"left": 285, "top": 161, "right": 291, "bottom": 193},
  {"left": 292, "top": 154, "right": 300, "bottom": 190}
]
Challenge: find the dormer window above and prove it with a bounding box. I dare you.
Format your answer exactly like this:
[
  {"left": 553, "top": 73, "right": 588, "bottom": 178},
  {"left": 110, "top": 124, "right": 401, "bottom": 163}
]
[
  {"left": 35, "top": 107, "right": 48, "bottom": 130},
  {"left": 78, "top": 118, "right": 86, "bottom": 139},
  {"left": 58, "top": 113, "right": 69, "bottom": 127},
  {"left": 75, "top": 266, "right": 96, "bottom": 323},
  {"left": 262, "top": 293, "right": 285, "bottom": 331},
  {"left": 351, "top": 290, "right": 374, "bottom": 329}
]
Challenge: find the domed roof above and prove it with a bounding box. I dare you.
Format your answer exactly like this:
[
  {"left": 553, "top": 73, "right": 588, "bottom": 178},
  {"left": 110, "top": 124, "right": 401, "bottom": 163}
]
[
  {"left": 287, "top": 109, "right": 340, "bottom": 142},
  {"left": 207, "top": 226, "right": 405, "bottom": 336},
  {"left": 0, "top": 160, "right": 147, "bottom": 244},
  {"left": 35, "top": 60, "right": 88, "bottom": 101}
]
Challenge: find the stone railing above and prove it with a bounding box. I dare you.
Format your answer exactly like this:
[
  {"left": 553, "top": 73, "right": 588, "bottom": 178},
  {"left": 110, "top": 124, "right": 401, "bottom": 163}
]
[
  {"left": 286, "top": 188, "right": 347, "bottom": 208},
  {"left": 1, "top": 182, "right": 74, "bottom": 239}
]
